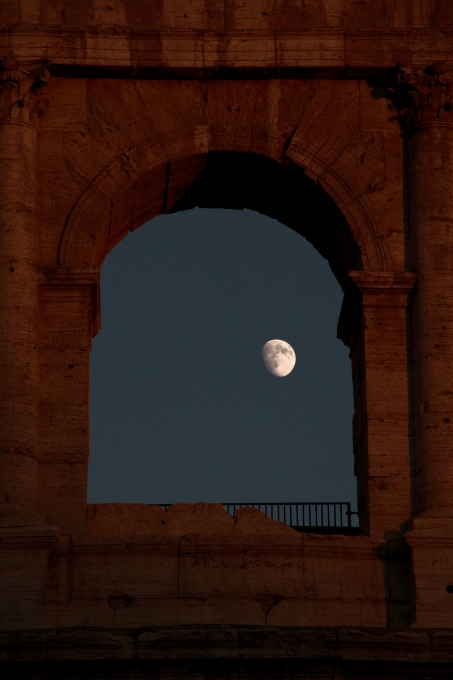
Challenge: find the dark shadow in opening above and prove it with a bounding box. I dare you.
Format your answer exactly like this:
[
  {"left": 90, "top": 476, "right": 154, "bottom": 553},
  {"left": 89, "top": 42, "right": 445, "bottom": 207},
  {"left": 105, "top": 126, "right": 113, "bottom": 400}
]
[{"left": 170, "top": 152, "right": 362, "bottom": 287}]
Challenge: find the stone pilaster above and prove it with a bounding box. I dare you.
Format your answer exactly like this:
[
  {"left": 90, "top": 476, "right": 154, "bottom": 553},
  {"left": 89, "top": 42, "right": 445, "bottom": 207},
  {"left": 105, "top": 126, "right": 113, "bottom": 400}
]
[
  {"left": 338, "top": 271, "right": 416, "bottom": 541},
  {"left": 387, "top": 62, "right": 453, "bottom": 518},
  {"left": 38, "top": 267, "right": 100, "bottom": 535},
  {"left": 0, "top": 62, "right": 50, "bottom": 525},
  {"left": 381, "top": 63, "right": 453, "bottom": 626}
]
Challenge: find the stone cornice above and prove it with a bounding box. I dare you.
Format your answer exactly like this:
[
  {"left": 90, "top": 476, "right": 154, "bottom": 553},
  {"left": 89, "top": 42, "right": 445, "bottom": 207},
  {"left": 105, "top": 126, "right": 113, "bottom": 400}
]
[{"left": 2, "top": 29, "right": 453, "bottom": 77}]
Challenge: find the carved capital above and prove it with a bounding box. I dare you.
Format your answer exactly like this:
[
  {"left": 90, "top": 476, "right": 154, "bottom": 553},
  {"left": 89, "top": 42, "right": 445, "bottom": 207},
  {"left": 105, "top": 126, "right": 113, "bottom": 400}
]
[
  {"left": 0, "top": 59, "right": 50, "bottom": 124},
  {"left": 386, "top": 62, "right": 453, "bottom": 131}
]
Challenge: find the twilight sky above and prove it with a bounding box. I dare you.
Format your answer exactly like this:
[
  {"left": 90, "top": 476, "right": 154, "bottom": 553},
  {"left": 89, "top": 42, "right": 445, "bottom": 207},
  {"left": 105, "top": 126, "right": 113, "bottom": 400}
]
[{"left": 88, "top": 208, "right": 356, "bottom": 507}]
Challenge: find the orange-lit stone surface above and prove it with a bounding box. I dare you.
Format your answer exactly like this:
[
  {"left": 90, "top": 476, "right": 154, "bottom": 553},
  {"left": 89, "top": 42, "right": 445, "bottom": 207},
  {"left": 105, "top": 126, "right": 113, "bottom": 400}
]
[
  {"left": 42, "top": 505, "right": 385, "bottom": 630},
  {"left": 2, "top": 2, "right": 453, "bottom": 677}
]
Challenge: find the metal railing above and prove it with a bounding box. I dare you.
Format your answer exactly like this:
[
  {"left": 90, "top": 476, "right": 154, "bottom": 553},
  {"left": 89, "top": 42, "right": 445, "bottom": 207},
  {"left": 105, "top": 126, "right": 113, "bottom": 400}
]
[{"left": 151, "top": 502, "right": 359, "bottom": 535}]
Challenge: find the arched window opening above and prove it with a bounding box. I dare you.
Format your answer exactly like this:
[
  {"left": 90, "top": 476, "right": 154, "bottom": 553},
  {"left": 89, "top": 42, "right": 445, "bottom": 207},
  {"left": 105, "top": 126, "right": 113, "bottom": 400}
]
[{"left": 88, "top": 207, "right": 356, "bottom": 522}]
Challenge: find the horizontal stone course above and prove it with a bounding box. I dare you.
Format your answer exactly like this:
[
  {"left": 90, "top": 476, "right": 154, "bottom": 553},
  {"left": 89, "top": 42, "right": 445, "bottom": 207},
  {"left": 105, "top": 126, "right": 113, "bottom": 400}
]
[
  {"left": 0, "top": 0, "right": 451, "bottom": 32},
  {"left": 0, "top": 28, "right": 453, "bottom": 73},
  {"left": 2, "top": 626, "right": 453, "bottom": 663}
]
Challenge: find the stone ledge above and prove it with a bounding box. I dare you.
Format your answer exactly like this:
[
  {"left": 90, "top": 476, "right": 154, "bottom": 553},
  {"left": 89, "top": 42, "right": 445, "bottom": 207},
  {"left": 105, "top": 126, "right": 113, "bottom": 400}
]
[
  {"left": 1, "top": 626, "right": 453, "bottom": 664},
  {"left": 0, "top": 526, "right": 59, "bottom": 551}
]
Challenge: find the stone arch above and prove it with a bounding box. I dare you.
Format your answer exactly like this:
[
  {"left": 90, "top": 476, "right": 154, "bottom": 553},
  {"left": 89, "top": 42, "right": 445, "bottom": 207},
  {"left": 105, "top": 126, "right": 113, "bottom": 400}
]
[
  {"left": 58, "top": 127, "right": 387, "bottom": 284},
  {"left": 49, "top": 125, "right": 409, "bottom": 543}
]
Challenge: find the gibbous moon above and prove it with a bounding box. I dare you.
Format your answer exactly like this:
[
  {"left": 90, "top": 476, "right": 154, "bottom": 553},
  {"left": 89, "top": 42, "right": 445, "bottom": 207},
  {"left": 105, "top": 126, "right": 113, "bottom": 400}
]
[{"left": 262, "top": 339, "right": 296, "bottom": 377}]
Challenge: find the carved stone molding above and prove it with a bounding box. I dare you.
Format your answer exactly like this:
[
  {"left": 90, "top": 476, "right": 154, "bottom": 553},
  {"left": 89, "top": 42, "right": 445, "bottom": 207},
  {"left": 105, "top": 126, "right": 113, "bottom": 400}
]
[
  {"left": 386, "top": 62, "right": 453, "bottom": 132},
  {"left": 0, "top": 59, "right": 50, "bottom": 124},
  {"left": 337, "top": 271, "right": 417, "bottom": 348},
  {"left": 39, "top": 266, "right": 100, "bottom": 339}
]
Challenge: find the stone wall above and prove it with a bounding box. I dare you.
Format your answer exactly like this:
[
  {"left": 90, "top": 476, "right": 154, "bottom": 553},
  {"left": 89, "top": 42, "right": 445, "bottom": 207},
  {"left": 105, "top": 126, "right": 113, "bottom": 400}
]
[{"left": 2, "top": 1, "right": 453, "bottom": 676}]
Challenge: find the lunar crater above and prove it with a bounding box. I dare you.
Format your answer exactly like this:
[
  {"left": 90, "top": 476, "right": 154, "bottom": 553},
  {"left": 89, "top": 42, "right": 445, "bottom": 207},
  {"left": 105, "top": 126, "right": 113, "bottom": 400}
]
[{"left": 262, "top": 339, "right": 296, "bottom": 377}]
